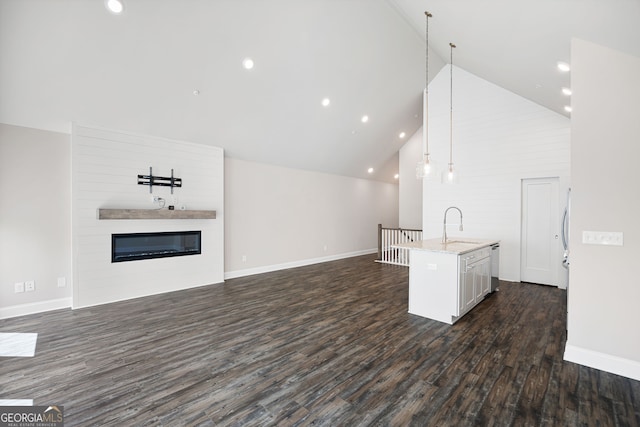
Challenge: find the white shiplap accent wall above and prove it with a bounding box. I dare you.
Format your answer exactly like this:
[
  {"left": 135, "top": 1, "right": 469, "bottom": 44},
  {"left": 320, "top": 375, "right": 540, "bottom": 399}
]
[
  {"left": 72, "top": 125, "right": 224, "bottom": 308},
  {"left": 423, "top": 66, "right": 570, "bottom": 282}
]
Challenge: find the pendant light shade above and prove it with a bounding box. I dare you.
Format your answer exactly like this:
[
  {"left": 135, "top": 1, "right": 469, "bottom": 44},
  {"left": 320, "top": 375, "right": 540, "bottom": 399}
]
[{"left": 416, "top": 11, "right": 435, "bottom": 180}]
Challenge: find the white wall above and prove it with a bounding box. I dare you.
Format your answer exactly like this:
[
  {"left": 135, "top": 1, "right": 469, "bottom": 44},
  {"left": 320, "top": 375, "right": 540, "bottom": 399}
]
[
  {"left": 564, "top": 39, "right": 640, "bottom": 380},
  {"left": 72, "top": 125, "right": 224, "bottom": 308},
  {"left": 1, "top": 123, "right": 399, "bottom": 316},
  {"left": 398, "top": 128, "right": 422, "bottom": 229},
  {"left": 421, "top": 66, "right": 570, "bottom": 282},
  {"left": 224, "top": 158, "right": 399, "bottom": 277},
  {"left": 0, "top": 124, "right": 72, "bottom": 318}
]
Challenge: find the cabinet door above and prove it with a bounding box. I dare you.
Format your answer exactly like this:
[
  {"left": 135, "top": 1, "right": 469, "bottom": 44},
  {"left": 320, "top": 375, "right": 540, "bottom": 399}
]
[
  {"left": 480, "top": 258, "right": 491, "bottom": 296},
  {"left": 459, "top": 251, "right": 491, "bottom": 317},
  {"left": 474, "top": 262, "right": 484, "bottom": 302},
  {"left": 463, "top": 263, "right": 476, "bottom": 313},
  {"left": 475, "top": 257, "right": 491, "bottom": 301},
  {"left": 458, "top": 267, "right": 465, "bottom": 316}
]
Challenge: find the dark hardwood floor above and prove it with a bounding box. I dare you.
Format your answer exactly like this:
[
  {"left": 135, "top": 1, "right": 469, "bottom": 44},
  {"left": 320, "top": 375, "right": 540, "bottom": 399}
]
[{"left": 1, "top": 254, "right": 639, "bottom": 426}]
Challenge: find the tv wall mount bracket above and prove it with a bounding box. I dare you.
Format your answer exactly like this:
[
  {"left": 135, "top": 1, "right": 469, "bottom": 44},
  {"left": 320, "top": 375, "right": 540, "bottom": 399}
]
[{"left": 137, "top": 167, "right": 182, "bottom": 194}]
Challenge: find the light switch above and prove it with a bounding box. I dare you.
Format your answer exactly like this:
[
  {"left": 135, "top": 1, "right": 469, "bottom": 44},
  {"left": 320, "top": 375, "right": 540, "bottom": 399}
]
[{"left": 582, "top": 231, "right": 624, "bottom": 246}]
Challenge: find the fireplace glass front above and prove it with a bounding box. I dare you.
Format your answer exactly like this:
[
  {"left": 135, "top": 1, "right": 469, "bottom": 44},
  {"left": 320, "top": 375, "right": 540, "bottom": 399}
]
[{"left": 112, "top": 231, "right": 201, "bottom": 262}]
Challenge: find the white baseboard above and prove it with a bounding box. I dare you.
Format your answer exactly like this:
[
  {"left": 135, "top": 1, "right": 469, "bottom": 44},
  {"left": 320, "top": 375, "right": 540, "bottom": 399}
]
[
  {"left": 224, "top": 249, "right": 377, "bottom": 280},
  {"left": 0, "top": 298, "right": 72, "bottom": 320},
  {"left": 564, "top": 343, "right": 640, "bottom": 381},
  {"left": 0, "top": 250, "right": 373, "bottom": 317}
]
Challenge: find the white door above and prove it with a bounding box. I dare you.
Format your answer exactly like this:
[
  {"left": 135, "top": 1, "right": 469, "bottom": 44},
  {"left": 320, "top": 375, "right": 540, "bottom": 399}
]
[{"left": 521, "top": 178, "right": 560, "bottom": 286}]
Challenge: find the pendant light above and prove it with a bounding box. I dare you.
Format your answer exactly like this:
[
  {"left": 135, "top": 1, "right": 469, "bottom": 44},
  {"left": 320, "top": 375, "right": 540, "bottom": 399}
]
[
  {"left": 416, "top": 11, "right": 433, "bottom": 179},
  {"left": 445, "top": 42, "right": 458, "bottom": 184}
]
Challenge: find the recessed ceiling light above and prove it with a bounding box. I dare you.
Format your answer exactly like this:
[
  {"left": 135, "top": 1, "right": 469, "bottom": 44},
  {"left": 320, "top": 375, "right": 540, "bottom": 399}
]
[
  {"left": 242, "top": 58, "right": 254, "bottom": 70},
  {"left": 557, "top": 61, "right": 571, "bottom": 72},
  {"left": 193, "top": 90, "right": 200, "bottom": 96},
  {"left": 564, "top": 105, "right": 572, "bottom": 113},
  {"left": 361, "top": 115, "right": 369, "bottom": 123},
  {"left": 394, "top": 174, "right": 399, "bottom": 179},
  {"left": 105, "top": 0, "right": 124, "bottom": 14},
  {"left": 321, "top": 98, "right": 330, "bottom": 107},
  {"left": 399, "top": 132, "right": 406, "bottom": 139},
  {"left": 367, "top": 167, "right": 374, "bottom": 174},
  {"left": 562, "top": 87, "right": 572, "bottom": 96}
]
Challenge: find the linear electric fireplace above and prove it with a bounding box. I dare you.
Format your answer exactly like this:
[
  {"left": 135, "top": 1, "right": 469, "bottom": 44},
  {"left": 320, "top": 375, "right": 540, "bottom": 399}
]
[{"left": 112, "top": 231, "right": 201, "bottom": 262}]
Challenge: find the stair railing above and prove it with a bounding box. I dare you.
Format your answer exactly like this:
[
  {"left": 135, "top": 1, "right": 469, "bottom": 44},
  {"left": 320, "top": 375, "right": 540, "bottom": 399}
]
[{"left": 376, "top": 224, "right": 422, "bottom": 266}]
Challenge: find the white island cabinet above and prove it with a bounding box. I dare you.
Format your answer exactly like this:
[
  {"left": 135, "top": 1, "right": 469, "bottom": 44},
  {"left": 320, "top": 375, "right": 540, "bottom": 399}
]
[{"left": 394, "top": 238, "right": 499, "bottom": 325}]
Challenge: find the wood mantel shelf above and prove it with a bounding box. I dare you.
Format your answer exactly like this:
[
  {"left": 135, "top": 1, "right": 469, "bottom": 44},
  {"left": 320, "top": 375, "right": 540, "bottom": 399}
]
[{"left": 98, "top": 208, "right": 216, "bottom": 220}]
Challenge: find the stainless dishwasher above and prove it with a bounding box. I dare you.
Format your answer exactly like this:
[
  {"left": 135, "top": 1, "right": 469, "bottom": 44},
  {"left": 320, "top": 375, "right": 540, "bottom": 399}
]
[{"left": 490, "top": 243, "right": 500, "bottom": 292}]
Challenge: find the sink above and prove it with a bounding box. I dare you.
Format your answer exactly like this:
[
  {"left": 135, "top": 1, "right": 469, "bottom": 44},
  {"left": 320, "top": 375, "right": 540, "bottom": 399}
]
[{"left": 443, "top": 240, "right": 482, "bottom": 245}]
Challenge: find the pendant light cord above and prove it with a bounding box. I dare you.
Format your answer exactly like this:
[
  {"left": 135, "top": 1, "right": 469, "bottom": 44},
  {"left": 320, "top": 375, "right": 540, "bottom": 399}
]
[
  {"left": 424, "top": 11, "right": 432, "bottom": 163},
  {"left": 449, "top": 43, "right": 456, "bottom": 172},
  {"left": 426, "top": 12, "right": 430, "bottom": 87}
]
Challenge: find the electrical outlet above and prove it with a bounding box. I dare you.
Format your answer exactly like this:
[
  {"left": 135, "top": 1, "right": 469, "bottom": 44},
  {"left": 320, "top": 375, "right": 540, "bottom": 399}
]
[
  {"left": 14, "top": 282, "right": 25, "bottom": 293},
  {"left": 242, "top": 255, "right": 247, "bottom": 262},
  {"left": 25, "top": 280, "right": 35, "bottom": 292},
  {"left": 57, "top": 277, "right": 67, "bottom": 288}
]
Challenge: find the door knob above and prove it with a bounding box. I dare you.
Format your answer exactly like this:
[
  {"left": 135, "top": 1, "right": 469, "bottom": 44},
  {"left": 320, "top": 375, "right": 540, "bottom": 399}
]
[{"left": 555, "top": 235, "right": 559, "bottom": 239}]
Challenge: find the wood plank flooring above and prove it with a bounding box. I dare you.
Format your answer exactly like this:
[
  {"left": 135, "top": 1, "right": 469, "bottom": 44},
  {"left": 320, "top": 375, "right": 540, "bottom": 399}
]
[{"left": 1, "top": 254, "right": 639, "bottom": 426}]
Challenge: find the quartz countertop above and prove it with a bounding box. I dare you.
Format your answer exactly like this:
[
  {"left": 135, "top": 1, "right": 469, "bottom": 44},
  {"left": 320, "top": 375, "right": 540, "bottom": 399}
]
[{"left": 391, "top": 237, "right": 499, "bottom": 255}]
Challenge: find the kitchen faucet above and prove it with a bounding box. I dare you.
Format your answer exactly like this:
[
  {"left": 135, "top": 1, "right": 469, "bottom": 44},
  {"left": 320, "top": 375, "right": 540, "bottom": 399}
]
[{"left": 442, "top": 206, "right": 463, "bottom": 243}]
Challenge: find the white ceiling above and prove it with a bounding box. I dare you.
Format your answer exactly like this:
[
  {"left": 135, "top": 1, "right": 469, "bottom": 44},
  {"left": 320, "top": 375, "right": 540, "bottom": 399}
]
[
  {"left": 1, "top": 0, "right": 639, "bottom": 183},
  {"left": 389, "top": 0, "right": 640, "bottom": 121}
]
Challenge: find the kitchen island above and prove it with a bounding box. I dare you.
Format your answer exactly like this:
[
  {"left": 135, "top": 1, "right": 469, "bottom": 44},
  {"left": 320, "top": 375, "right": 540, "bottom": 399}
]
[{"left": 393, "top": 238, "right": 499, "bottom": 325}]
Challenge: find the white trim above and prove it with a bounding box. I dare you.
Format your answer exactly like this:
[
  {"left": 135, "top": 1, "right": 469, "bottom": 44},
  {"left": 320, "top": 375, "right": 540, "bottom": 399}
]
[
  {"left": 0, "top": 298, "right": 71, "bottom": 320},
  {"left": 224, "top": 249, "right": 377, "bottom": 280},
  {"left": 0, "top": 400, "right": 33, "bottom": 406},
  {"left": 1, "top": 251, "right": 375, "bottom": 317},
  {"left": 564, "top": 343, "right": 640, "bottom": 381},
  {"left": 70, "top": 281, "right": 223, "bottom": 311}
]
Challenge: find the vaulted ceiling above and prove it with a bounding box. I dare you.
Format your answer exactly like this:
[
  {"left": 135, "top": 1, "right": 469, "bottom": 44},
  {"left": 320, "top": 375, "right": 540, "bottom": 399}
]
[
  {"left": 1, "top": 1, "right": 638, "bottom": 183},
  {"left": 390, "top": 0, "right": 640, "bottom": 121}
]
